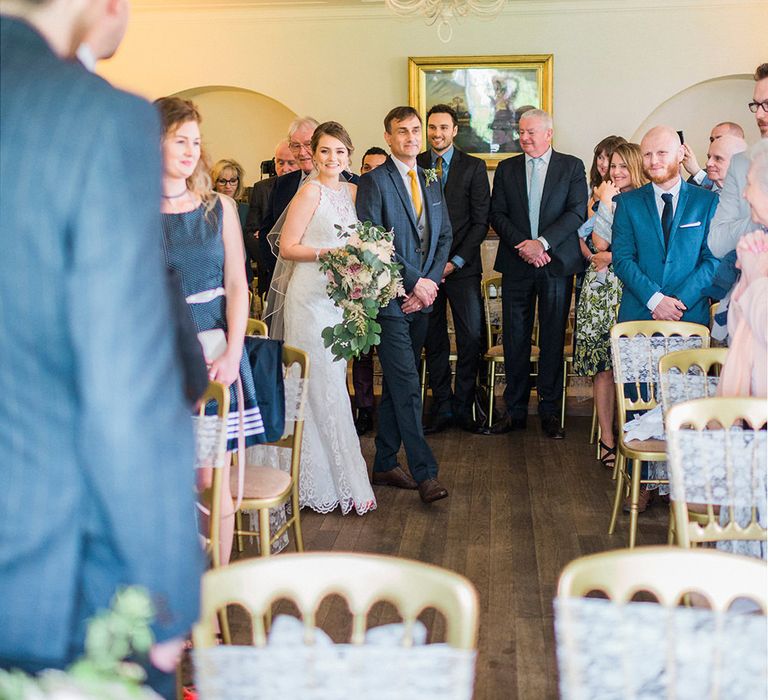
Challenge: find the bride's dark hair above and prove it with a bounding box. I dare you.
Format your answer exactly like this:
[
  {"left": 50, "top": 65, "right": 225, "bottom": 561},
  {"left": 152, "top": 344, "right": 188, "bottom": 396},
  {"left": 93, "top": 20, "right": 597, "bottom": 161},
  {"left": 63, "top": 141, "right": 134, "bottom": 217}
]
[{"left": 311, "top": 121, "right": 354, "bottom": 157}]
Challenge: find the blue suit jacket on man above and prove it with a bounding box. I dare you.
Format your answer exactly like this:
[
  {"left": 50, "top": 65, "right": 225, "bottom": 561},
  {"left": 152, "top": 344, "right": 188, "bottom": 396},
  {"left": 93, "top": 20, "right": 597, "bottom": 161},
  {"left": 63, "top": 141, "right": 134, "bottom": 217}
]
[
  {"left": 356, "top": 156, "right": 453, "bottom": 317},
  {"left": 0, "top": 16, "right": 202, "bottom": 669},
  {"left": 612, "top": 180, "right": 719, "bottom": 325}
]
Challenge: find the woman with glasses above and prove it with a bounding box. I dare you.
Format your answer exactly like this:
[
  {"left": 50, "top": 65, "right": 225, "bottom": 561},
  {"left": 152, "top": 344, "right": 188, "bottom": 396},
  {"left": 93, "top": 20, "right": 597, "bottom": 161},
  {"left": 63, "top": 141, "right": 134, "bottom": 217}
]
[
  {"left": 211, "top": 158, "right": 248, "bottom": 230},
  {"left": 573, "top": 142, "right": 647, "bottom": 470}
]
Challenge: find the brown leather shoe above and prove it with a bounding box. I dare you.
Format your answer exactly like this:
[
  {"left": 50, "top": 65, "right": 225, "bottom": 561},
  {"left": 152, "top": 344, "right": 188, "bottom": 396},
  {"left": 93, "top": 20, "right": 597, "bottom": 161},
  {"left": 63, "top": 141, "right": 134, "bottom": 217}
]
[
  {"left": 623, "top": 487, "right": 655, "bottom": 514},
  {"left": 372, "top": 466, "right": 418, "bottom": 490},
  {"left": 418, "top": 478, "right": 449, "bottom": 504}
]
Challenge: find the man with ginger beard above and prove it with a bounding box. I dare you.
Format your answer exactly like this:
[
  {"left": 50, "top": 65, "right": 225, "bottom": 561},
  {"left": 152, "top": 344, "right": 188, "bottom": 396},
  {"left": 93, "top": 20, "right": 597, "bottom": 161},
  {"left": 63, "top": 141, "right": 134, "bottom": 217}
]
[{"left": 612, "top": 126, "right": 718, "bottom": 326}]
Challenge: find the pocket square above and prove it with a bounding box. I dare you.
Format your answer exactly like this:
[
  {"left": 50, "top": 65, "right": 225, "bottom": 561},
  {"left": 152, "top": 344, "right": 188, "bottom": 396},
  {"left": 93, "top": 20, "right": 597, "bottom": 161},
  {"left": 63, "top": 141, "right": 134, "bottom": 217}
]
[{"left": 679, "top": 221, "right": 701, "bottom": 228}]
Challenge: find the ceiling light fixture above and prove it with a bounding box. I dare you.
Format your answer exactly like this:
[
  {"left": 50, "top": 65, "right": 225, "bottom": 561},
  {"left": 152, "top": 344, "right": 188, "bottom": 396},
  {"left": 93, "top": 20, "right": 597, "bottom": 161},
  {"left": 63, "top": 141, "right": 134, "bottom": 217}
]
[{"left": 384, "top": 0, "right": 506, "bottom": 42}]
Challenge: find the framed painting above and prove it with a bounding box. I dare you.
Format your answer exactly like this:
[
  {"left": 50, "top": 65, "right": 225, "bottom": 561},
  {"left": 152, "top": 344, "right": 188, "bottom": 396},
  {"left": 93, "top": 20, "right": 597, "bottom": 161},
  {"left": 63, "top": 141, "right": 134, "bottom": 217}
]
[{"left": 408, "top": 55, "right": 553, "bottom": 169}]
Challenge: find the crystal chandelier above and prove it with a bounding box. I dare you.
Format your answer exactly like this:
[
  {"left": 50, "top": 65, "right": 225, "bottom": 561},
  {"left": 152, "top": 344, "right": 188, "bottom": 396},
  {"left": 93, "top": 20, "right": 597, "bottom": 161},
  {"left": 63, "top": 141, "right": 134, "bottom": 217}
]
[{"left": 384, "top": 0, "right": 507, "bottom": 42}]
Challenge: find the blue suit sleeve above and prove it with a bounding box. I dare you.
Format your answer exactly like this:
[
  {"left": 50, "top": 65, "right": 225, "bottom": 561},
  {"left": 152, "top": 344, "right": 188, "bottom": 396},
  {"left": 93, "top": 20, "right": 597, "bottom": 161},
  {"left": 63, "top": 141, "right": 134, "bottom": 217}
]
[
  {"left": 612, "top": 196, "right": 662, "bottom": 305},
  {"left": 67, "top": 94, "right": 202, "bottom": 643}
]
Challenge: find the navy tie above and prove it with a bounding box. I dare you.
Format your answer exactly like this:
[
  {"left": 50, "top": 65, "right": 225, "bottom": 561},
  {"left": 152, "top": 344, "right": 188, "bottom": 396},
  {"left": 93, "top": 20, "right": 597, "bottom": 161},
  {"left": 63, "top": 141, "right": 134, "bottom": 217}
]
[{"left": 661, "top": 192, "right": 674, "bottom": 249}]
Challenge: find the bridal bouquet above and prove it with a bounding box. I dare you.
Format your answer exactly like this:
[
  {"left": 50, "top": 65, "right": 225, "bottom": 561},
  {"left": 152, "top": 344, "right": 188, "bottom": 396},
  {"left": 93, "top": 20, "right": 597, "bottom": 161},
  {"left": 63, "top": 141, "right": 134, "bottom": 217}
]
[{"left": 318, "top": 220, "right": 404, "bottom": 361}]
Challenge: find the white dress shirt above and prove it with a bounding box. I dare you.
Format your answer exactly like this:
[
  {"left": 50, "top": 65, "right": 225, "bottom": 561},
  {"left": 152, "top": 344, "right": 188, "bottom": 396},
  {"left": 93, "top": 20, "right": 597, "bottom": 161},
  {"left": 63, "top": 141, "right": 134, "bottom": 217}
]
[
  {"left": 524, "top": 147, "right": 552, "bottom": 250},
  {"left": 647, "top": 178, "right": 682, "bottom": 311}
]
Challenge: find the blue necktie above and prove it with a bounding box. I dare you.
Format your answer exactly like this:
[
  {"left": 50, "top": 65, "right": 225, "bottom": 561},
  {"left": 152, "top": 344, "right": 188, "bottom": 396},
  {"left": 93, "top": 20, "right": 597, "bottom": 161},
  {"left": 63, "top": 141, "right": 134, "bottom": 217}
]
[
  {"left": 529, "top": 157, "right": 542, "bottom": 239},
  {"left": 661, "top": 192, "right": 674, "bottom": 249}
]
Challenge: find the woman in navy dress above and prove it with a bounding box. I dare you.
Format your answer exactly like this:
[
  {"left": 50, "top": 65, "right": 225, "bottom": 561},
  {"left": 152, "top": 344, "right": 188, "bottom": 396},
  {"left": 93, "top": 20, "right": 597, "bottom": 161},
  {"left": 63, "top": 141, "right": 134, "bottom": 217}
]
[{"left": 157, "top": 97, "right": 252, "bottom": 566}]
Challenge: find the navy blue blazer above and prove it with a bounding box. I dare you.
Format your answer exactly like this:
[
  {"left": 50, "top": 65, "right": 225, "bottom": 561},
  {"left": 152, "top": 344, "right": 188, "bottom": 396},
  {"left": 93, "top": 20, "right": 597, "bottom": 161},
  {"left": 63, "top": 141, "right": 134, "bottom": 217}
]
[
  {"left": 356, "top": 156, "right": 453, "bottom": 318},
  {"left": 0, "top": 16, "right": 202, "bottom": 667},
  {"left": 490, "top": 150, "right": 588, "bottom": 278},
  {"left": 612, "top": 180, "right": 719, "bottom": 325}
]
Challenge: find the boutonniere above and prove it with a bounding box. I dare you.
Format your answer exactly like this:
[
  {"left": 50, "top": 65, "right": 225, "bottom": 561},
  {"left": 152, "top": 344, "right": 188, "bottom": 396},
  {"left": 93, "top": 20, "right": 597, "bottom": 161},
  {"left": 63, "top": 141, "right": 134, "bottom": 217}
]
[{"left": 424, "top": 168, "right": 439, "bottom": 187}]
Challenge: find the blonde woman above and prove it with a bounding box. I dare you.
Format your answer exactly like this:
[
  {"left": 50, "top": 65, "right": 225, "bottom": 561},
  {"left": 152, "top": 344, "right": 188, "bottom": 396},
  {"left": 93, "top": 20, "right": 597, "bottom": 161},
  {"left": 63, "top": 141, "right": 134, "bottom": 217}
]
[
  {"left": 211, "top": 158, "right": 249, "bottom": 230},
  {"left": 574, "top": 142, "right": 648, "bottom": 468}
]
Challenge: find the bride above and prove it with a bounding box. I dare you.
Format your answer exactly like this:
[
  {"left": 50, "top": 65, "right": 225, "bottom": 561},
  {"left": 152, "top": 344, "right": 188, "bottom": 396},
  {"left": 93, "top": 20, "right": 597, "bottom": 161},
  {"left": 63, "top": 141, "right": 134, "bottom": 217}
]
[{"left": 268, "top": 121, "right": 376, "bottom": 516}]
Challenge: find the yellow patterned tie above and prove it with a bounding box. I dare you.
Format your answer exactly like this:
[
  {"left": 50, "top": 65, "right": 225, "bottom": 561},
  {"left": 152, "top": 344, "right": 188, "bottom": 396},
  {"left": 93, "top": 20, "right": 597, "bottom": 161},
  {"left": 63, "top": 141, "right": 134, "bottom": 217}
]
[
  {"left": 408, "top": 169, "right": 423, "bottom": 219},
  {"left": 435, "top": 155, "right": 444, "bottom": 182}
]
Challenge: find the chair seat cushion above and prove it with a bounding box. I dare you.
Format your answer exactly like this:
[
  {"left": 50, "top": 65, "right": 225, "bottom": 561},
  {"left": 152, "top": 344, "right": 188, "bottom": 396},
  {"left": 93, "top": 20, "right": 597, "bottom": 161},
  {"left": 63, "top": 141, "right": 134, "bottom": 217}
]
[
  {"left": 623, "top": 438, "right": 666, "bottom": 455},
  {"left": 231, "top": 465, "right": 291, "bottom": 499},
  {"left": 485, "top": 344, "right": 504, "bottom": 358}
]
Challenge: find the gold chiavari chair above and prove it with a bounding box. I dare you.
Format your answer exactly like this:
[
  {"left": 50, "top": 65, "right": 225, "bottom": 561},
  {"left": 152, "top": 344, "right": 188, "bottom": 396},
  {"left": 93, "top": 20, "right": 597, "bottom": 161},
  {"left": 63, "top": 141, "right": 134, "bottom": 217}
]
[
  {"left": 192, "top": 553, "right": 480, "bottom": 698},
  {"left": 608, "top": 321, "right": 710, "bottom": 547},
  {"left": 555, "top": 547, "right": 768, "bottom": 700},
  {"left": 666, "top": 397, "right": 767, "bottom": 556},
  {"left": 208, "top": 345, "right": 309, "bottom": 568}
]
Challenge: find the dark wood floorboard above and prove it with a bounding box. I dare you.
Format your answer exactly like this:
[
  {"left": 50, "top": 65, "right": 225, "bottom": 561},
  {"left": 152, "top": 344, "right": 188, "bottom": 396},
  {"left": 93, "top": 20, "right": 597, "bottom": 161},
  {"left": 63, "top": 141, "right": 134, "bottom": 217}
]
[{"left": 227, "top": 414, "right": 670, "bottom": 699}]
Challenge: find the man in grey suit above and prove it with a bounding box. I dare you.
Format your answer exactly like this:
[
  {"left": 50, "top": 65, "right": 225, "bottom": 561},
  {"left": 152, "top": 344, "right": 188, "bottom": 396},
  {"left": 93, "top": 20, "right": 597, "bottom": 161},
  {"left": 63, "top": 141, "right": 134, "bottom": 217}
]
[
  {"left": 357, "top": 106, "right": 453, "bottom": 504},
  {"left": 708, "top": 63, "right": 768, "bottom": 258},
  {"left": 0, "top": 1, "right": 202, "bottom": 696}
]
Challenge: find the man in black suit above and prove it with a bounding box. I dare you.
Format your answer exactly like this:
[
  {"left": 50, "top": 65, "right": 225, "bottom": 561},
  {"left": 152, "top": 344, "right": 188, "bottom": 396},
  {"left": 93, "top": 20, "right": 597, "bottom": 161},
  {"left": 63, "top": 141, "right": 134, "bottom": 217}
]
[
  {"left": 417, "top": 104, "right": 490, "bottom": 434},
  {"left": 490, "top": 109, "right": 587, "bottom": 439},
  {"left": 244, "top": 140, "right": 298, "bottom": 295}
]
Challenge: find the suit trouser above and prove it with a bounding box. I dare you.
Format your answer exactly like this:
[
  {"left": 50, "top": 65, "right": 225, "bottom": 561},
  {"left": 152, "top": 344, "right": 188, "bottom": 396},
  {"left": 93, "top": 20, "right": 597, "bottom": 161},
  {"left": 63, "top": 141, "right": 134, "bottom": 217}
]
[
  {"left": 352, "top": 349, "right": 375, "bottom": 411},
  {"left": 501, "top": 270, "right": 572, "bottom": 418},
  {"left": 374, "top": 313, "right": 437, "bottom": 483},
  {"left": 424, "top": 273, "right": 483, "bottom": 418}
]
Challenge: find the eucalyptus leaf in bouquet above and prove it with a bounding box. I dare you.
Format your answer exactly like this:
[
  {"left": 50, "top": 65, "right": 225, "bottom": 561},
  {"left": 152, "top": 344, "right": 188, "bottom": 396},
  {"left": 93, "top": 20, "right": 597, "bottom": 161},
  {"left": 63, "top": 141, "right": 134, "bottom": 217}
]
[{"left": 318, "top": 220, "right": 405, "bottom": 361}]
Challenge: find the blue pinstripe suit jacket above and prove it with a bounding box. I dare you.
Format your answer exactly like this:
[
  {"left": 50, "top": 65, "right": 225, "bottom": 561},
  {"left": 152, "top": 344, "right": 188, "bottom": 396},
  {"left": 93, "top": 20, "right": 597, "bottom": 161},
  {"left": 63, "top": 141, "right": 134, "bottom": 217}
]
[{"left": 0, "top": 16, "right": 202, "bottom": 668}]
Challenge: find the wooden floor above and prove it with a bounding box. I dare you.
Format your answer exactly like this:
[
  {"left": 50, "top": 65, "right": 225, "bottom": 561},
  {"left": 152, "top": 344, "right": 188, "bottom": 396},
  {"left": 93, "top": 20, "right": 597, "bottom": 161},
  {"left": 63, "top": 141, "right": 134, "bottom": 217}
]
[{"left": 228, "top": 414, "right": 670, "bottom": 700}]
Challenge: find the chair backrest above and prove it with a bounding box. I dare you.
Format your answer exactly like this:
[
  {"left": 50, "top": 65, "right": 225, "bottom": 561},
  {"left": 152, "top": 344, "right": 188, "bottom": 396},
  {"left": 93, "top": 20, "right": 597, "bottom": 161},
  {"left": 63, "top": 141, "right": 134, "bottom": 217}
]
[
  {"left": 555, "top": 547, "right": 768, "bottom": 700},
  {"left": 246, "top": 318, "right": 268, "bottom": 337},
  {"left": 193, "top": 381, "right": 230, "bottom": 470},
  {"left": 480, "top": 274, "right": 502, "bottom": 350},
  {"left": 193, "top": 552, "right": 479, "bottom": 649},
  {"left": 665, "top": 397, "right": 767, "bottom": 552},
  {"left": 610, "top": 321, "right": 710, "bottom": 428},
  {"left": 658, "top": 347, "right": 727, "bottom": 415}
]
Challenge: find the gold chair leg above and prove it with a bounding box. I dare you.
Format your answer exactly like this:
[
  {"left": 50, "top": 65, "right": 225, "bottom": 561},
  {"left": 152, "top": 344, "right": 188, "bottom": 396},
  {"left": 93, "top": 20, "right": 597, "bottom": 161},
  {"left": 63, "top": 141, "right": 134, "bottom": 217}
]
[
  {"left": 628, "top": 459, "right": 641, "bottom": 548},
  {"left": 611, "top": 443, "right": 620, "bottom": 481},
  {"left": 589, "top": 403, "right": 597, "bottom": 445},
  {"left": 420, "top": 356, "right": 427, "bottom": 405},
  {"left": 560, "top": 359, "right": 567, "bottom": 430},
  {"left": 258, "top": 508, "right": 271, "bottom": 558},
  {"left": 667, "top": 506, "right": 675, "bottom": 545},
  {"left": 218, "top": 608, "right": 232, "bottom": 645},
  {"left": 487, "top": 363, "right": 496, "bottom": 428},
  {"left": 292, "top": 489, "right": 304, "bottom": 553},
  {"left": 235, "top": 511, "right": 244, "bottom": 553},
  {"left": 608, "top": 457, "right": 624, "bottom": 535}
]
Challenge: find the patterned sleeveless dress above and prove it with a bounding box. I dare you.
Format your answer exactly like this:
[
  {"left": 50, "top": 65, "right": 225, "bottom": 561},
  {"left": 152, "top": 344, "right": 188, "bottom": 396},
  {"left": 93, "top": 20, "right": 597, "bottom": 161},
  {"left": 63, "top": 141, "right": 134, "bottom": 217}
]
[{"left": 162, "top": 197, "right": 264, "bottom": 449}]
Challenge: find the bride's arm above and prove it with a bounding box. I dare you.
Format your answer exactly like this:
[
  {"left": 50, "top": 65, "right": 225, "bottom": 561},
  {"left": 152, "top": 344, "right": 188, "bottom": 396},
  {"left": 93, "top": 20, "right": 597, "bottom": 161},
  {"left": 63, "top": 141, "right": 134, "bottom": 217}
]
[{"left": 279, "top": 184, "right": 329, "bottom": 262}]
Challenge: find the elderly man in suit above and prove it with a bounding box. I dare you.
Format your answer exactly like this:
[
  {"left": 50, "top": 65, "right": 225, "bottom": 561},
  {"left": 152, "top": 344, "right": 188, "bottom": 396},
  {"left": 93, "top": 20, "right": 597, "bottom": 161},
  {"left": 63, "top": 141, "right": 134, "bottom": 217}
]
[
  {"left": 682, "top": 121, "right": 745, "bottom": 191},
  {"left": 0, "top": 1, "right": 202, "bottom": 696},
  {"left": 708, "top": 63, "right": 768, "bottom": 259},
  {"left": 417, "top": 104, "right": 490, "bottom": 435},
  {"left": 244, "top": 140, "right": 298, "bottom": 294},
  {"left": 612, "top": 126, "right": 719, "bottom": 325},
  {"left": 357, "top": 106, "right": 453, "bottom": 504},
  {"left": 490, "top": 109, "right": 587, "bottom": 439}
]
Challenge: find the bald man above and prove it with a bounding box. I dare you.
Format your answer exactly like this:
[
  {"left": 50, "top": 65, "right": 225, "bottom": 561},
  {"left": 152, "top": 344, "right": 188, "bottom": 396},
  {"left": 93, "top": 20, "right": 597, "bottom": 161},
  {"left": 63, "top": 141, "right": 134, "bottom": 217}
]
[
  {"left": 612, "top": 126, "right": 718, "bottom": 326},
  {"left": 682, "top": 121, "right": 746, "bottom": 192},
  {"left": 704, "top": 134, "right": 748, "bottom": 192}
]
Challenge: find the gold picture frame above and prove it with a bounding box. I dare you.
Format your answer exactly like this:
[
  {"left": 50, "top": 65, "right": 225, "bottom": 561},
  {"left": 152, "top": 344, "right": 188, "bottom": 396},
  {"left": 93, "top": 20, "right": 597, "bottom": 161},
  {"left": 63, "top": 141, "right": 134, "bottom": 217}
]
[{"left": 408, "top": 55, "right": 554, "bottom": 170}]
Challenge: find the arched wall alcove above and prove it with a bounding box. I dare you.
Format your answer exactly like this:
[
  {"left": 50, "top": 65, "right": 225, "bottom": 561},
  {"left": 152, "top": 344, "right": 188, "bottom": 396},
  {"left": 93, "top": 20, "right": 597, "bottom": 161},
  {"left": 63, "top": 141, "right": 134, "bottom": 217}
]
[
  {"left": 172, "top": 85, "right": 297, "bottom": 187},
  {"left": 632, "top": 74, "right": 756, "bottom": 161}
]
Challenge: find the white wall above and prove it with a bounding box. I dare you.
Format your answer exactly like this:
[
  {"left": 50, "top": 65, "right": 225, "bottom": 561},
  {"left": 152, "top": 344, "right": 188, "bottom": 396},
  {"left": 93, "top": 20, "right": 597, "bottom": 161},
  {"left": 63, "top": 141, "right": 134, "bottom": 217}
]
[{"left": 102, "top": 0, "right": 767, "bottom": 173}]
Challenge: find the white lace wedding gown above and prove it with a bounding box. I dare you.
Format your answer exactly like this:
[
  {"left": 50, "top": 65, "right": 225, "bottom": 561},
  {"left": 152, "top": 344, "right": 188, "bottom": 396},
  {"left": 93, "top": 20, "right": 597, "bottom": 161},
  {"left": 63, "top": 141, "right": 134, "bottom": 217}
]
[{"left": 282, "top": 180, "right": 376, "bottom": 515}]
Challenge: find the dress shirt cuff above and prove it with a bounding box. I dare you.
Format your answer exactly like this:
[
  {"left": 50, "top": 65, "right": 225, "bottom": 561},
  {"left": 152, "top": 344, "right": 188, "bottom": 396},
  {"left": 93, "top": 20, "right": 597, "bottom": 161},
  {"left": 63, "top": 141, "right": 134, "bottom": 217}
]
[
  {"left": 647, "top": 292, "right": 664, "bottom": 312},
  {"left": 450, "top": 255, "right": 465, "bottom": 269},
  {"left": 692, "top": 169, "right": 706, "bottom": 185},
  {"left": 537, "top": 237, "right": 550, "bottom": 251}
]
